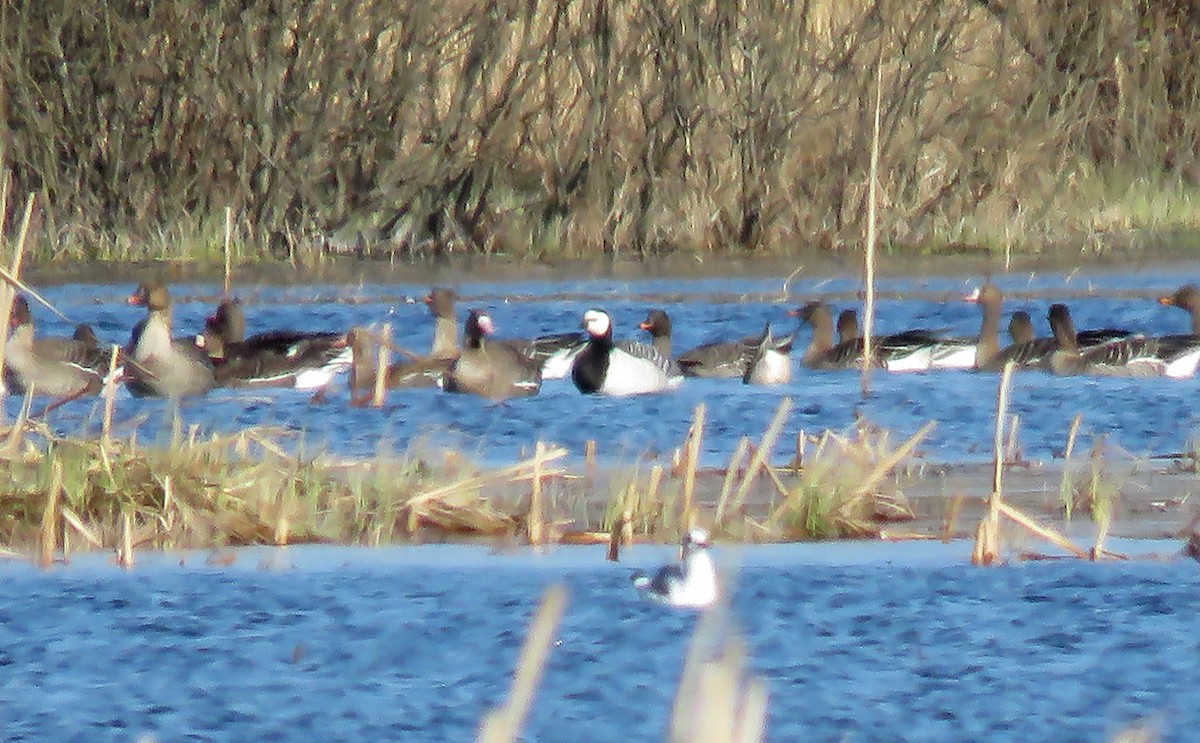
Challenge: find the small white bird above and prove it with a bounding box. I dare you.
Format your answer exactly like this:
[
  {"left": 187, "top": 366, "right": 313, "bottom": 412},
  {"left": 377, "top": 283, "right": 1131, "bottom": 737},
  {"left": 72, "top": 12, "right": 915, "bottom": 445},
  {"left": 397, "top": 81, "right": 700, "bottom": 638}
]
[{"left": 631, "top": 528, "right": 719, "bottom": 609}]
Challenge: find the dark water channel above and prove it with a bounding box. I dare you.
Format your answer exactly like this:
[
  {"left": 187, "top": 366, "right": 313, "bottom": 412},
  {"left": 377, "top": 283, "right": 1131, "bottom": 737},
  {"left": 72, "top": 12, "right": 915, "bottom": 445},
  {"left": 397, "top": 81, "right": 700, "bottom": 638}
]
[
  {"left": 0, "top": 541, "right": 1195, "bottom": 742},
  {"left": 15, "top": 265, "right": 1200, "bottom": 466}
]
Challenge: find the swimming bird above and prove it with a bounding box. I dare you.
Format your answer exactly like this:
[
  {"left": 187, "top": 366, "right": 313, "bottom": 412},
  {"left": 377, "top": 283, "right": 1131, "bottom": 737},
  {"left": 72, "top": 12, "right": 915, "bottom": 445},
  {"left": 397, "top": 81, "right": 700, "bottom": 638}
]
[
  {"left": 630, "top": 528, "right": 719, "bottom": 609},
  {"left": 1046, "top": 303, "right": 1164, "bottom": 377},
  {"left": 198, "top": 299, "right": 352, "bottom": 390},
  {"left": 572, "top": 309, "right": 684, "bottom": 395},
  {"left": 4, "top": 295, "right": 115, "bottom": 400},
  {"left": 445, "top": 309, "right": 542, "bottom": 400},
  {"left": 791, "top": 301, "right": 943, "bottom": 371},
  {"left": 1159, "top": 284, "right": 1200, "bottom": 333},
  {"left": 639, "top": 308, "right": 793, "bottom": 380},
  {"left": 126, "top": 282, "right": 216, "bottom": 398},
  {"left": 742, "top": 323, "right": 794, "bottom": 385}
]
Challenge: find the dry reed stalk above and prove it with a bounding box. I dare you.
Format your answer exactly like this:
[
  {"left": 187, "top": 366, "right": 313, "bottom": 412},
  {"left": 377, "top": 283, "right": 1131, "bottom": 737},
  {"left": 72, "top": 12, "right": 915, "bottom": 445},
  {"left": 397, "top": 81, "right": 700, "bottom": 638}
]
[
  {"left": 606, "top": 514, "right": 624, "bottom": 562},
  {"left": 731, "top": 398, "right": 792, "bottom": 515},
  {"left": 4, "top": 388, "right": 33, "bottom": 455},
  {"left": 55, "top": 508, "right": 104, "bottom": 549},
  {"left": 102, "top": 344, "right": 119, "bottom": 444},
  {"left": 680, "top": 403, "right": 706, "bottom": 530},
  {"left": 941, "top": 493, "right": 964, "bottom": 542},
  {"left": 0, "top": 196, "right": 34, "bottom": 415},
  {"left": 1064, "top": 413, "right": 1083, "bottom": 459},
  {"left": 372, "top": 322, "right": 391, "bottom": 407},
  {"left": 223, "top": 206, "right": 233, "bottom": 295},
  {"left": 585, "top": 439, "right": 597, "bottom": 478},
  {"left": 974, "top": 362, "right": 1015, "bottom": 565},
  {"left": 1005, "top": 414, "right": 1021, "bottom": 463},
  {"left": 477, "top": 584, "right": 567, "bottom": 743},
  {"left": 848, "top": 421, "right": 935, "bottom": 502},
  {"left": 996, "top": 501, "right": 1088, "bottom": 558},
  {"left": 118, "top": 510, "right": 134, "bottom": 568},
  {"left": 860, "top": 30, "right": 885, "bottom": 399},
  {"left": 405, "top": 446, "right": 567, "bottom": 532},
  {"left": 715, "top": 436, "right": 751, "bottom": 526},
  {"left": 37, "top": 459, "right": 63, "bottom": 567},
  {"left": 526, "top": 441, "right": 546, "bottom": 545}
]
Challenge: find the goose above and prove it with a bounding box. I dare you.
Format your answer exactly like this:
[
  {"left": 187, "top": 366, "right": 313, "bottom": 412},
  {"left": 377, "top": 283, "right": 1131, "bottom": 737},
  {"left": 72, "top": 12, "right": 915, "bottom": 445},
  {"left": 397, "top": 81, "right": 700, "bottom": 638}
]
[
  {"left": 197, "top": 299, "right": 351, "bottom": 390},
  {"left": 791, "top": 301, "right": 940, "bottom": 371},
  {"left": 1159, "top": 284, "right": 1200, "bottom": 333},
  {"left": 742, "top": 323, "right": 794, "bottom": 385},
  {"left": 444, "top": 309, "right": 542, "bottom": 400},
  {"left": 1046, "top": 303, "right": 1164, "bottom": 377},
  {"left": 630, "top": 528, "right": 719, "bottom": 609},
  {"left": 571, "top": 309, "right": 684, "bottom": 395},
  {"left": 836, "top": 309, "right": 860, "bottom": 343},
  {"left": 639, "top": 308, "right": 792, "bottom": 380},
  {"left": 966, "top": 283, "right": 1006, "bottom": 370},
  {"left": 126, "top": 282, "right": 216, "bottom": 398},
  {"left": 4, "top": 295, "right": 116, "bottom": 400}
]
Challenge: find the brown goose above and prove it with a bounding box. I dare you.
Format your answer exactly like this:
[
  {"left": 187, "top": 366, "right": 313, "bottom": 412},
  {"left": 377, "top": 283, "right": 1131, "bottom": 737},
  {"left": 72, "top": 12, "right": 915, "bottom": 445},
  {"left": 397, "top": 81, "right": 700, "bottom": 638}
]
[
  {"left": 198, "top": 299, "right": 351, "bottom": 389},
  {"left": 426, "top": 287, "right": 460, "bottom": 359},
  {"left": 126, "top": 282, "right": 216, "bottom": 398},
  {"left": 444, "top": 309, "right": 541, "bottom": 400},
  {"left": 836, "top": 310, "right": 860, "bottom": 344},
  {"left": 4, "top": 295, "right": 114, "bottom": 400},
  {"left": 965, "top": 283, "right": 1005, "bottom": 370},
  {"left": 1046, "top": 303, "right": 1164, "bottom": 377},
  {"left": 1159, "top": 284, "right": 1200, "bottom": 333}
]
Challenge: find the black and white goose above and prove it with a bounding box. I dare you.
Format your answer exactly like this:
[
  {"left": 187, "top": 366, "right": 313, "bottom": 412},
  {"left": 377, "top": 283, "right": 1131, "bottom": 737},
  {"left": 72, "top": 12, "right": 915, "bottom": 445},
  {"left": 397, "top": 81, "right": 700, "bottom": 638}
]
[
  {"left": 571, "top": 309, "right": 684, "bottom": 395},
  {"left": 639, "top": 309, "right": 792, "bottom": 383},
  {"left": 630, "top": 528, "right": 719, "bottom": 609}
]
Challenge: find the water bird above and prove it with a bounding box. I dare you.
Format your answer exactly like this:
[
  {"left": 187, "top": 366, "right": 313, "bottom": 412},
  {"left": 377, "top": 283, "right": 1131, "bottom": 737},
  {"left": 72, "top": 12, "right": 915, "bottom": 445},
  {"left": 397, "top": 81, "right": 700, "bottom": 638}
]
[
  {"left": 4, "top": 294, "right": 116, "bottom": 402},
  {"left": 792, "top": 301, "right": 950, "bottom": 371},
  {"left": 444, "top": 309, "right": 542, "bottom": 400},
  {"left": 630, "top": 528, "right": 719, "bottom": 609},
  {"left": 197, "top": 299, "right": 352, "bottom": 390},
  {"left": 638, "top": 309, "right": 793, "bottom": 382},
  {"left": 572, "top": 309, "right": 684, "bottom": 395},
  {"left": 1159, "top": 284, "right": 1200, "bottom": 333},
  {"left": 125, "top": 282, "right": 216, "bottom": 398},
  {"left": 1046, "top": 303, "right": 1164, "bottom": 377}
]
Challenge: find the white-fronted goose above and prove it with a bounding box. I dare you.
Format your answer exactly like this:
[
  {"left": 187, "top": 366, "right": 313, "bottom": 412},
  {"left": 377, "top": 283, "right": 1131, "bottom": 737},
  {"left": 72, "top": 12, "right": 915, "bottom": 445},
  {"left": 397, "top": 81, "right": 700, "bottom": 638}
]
[
  {"left": 4, "top": 295, "right": 114, "bottom": 400},
  {"left": 792, "top": 301, "right": 940, "bottom": 370},
  {"left": 1047, "top": 303, "right": 1164, "bottom": 377},
  {"left": 1159, "top": 284, "right": 1200, "bottom": 333},
  {"left": 126, "top": 282, "right": 215, "bottom": 398},
  {"left": 966, "top": 283, "right": 1005, "bottom": 370},
  {"left": 444, "top": 309, "right": 541, "bottom": 400},
  {"left": 572, "top": 309, "right": 683, "bottom": 395},
  {"left": 198, "top": 299, "right": 351, "bottom": 390}
]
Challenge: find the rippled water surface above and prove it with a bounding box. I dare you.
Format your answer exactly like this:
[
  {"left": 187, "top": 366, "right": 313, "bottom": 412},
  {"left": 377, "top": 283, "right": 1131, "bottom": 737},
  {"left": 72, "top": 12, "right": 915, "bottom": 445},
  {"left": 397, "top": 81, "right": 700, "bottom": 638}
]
[
  {"left": 0, "top": 542, "right": 1196, "bottom": 742},
  {"left": 14, "top": 265, "right": 1200, "bottom": 465}
]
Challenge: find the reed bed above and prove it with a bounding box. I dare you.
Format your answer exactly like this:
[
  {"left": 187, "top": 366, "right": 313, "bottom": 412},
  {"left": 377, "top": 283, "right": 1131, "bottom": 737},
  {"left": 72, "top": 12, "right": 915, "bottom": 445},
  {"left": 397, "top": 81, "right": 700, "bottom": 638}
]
[{"left": 5, "top": 1, "right": 1200, "bottom": 264}]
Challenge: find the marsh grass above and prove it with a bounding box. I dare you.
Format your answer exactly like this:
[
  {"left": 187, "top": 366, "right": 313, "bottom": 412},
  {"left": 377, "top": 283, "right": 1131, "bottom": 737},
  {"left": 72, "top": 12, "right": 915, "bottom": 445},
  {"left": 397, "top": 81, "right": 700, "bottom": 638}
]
[
  {"left": 6, "top": 2, "right": 1200, "bottom": 264},
  {"left": 0, "top": 418, "right": 566, "bottom": 560}
]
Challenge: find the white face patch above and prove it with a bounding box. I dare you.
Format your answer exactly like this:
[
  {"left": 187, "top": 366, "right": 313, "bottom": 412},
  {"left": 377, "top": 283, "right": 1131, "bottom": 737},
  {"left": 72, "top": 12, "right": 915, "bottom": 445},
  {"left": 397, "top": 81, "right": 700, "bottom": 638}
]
[
  {"left": 476, "top": 313, "right": 496, "bottom": 336},
  {"left": 582, "top": 309, "right": 611, "bottom": 338}
]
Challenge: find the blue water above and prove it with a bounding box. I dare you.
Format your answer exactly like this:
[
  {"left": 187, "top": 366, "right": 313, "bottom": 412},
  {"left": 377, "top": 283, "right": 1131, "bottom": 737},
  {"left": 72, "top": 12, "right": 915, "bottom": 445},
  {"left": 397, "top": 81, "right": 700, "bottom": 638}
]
[
  {"left": 0, "top": 542, "right": 1195, "bottom": 741},
  {"left": 14, "top": 265, "right": 1200, "bottom": 466}
]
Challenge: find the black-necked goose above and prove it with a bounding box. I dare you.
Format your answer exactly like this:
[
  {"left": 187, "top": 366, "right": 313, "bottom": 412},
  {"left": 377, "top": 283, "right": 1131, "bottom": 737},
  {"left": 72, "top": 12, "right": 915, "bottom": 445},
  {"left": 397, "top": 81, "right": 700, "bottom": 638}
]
[
  {"left": 630, "top": 528, "right": 719, "bottom": 609},
  {"left": 445, "top": 309, "right": 541, "bottom": 400},
  {"left": 4, "top": 295, "right": 115, "bottom": 400},
  {"left": 572, "top": 309, "right": 683, "bottom": 395},
  {"left": 198, "top": 299, "right": 351, "bottom": 390},
  {"left": 1047, "top": 303, "right": 1164, "bottom": 377},
  {"left": 126, "top": 282, "right": 216, "bottom": 398}
]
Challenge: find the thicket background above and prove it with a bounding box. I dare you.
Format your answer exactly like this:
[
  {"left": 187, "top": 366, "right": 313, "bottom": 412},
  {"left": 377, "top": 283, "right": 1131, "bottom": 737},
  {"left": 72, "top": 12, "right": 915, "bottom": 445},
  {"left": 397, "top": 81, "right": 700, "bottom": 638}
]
[{"left": 3, "top": 0, "right": 1200, "bottom": 262}]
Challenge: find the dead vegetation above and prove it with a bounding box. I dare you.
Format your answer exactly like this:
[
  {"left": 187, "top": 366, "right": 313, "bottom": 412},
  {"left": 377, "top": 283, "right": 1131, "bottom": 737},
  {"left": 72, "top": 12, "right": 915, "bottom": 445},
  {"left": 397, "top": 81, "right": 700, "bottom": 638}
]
[{"left": 4, "top": 1, "right": 1200, "bottom": 264}]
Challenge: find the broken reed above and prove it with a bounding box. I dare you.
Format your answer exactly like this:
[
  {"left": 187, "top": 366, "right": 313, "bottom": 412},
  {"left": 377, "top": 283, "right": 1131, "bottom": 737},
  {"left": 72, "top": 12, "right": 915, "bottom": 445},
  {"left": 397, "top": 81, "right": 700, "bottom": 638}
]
[
  {"left": 1, "top": 419, "right": 569, "bottom": 561},
  {"left": 7, "top": 2, "right": 1200, "bottom": 265}
]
